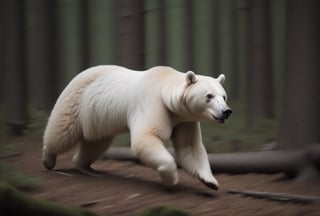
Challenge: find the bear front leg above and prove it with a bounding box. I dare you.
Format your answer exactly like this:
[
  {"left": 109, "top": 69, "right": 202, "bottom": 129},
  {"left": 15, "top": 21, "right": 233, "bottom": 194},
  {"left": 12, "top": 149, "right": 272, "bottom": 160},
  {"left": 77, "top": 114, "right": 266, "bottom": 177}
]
[
  {"left": 172, "top": 122, "right": 219, "bottom": 190},
  {"left": 131, "top": 135, "right": 179, "bottom": 186}
]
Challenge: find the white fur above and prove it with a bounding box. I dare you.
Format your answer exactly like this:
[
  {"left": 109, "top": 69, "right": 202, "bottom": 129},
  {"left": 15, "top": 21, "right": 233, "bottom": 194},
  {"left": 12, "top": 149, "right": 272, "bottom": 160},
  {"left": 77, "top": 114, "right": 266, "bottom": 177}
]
[{"left": 42, "top": 65, "right": 230, "bottom": 189}]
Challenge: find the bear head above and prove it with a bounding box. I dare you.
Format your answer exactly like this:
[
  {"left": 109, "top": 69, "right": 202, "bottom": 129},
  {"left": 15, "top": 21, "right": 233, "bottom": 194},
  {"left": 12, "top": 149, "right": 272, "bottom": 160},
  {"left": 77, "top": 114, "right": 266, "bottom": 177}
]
[{"left": 181, "top": 71, "right": 232, "bottom": 123}]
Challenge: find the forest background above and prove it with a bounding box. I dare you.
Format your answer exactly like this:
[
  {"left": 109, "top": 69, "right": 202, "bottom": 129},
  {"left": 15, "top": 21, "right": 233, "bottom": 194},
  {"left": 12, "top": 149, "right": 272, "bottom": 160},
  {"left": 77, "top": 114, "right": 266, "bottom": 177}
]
[{"left": 1, "top": 0, "right": 319, "bottom": 154}]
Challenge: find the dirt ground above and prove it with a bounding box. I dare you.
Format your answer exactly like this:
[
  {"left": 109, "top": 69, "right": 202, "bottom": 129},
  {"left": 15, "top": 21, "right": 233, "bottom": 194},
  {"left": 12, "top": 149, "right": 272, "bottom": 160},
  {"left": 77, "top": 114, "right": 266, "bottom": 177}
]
[{"left": 2, "top": 135, "right": 320, "bottom": 216}]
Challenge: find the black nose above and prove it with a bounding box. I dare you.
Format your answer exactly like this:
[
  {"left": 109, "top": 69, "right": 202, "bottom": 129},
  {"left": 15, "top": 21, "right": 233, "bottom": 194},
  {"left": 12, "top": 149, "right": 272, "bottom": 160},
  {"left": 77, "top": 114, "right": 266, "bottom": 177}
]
[{"left": 222, "top": 109, "right": 232, "bottom": 119}]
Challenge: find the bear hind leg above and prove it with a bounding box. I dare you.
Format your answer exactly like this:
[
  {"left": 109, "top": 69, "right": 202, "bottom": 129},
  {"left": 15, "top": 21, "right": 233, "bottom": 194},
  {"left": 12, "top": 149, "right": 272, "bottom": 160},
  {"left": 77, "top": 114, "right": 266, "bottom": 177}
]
[
  {"left": 42, "top": 138, "right": 79, "bottom": 170},
  {"left": 73, "top": 137, "right": 113, "bottom": 176},
  {"left": 42, "top": 146, "right": 57, "bottom": 170},
  {"left": 42, "top": 119, "right": 81, "bottom": 170}
]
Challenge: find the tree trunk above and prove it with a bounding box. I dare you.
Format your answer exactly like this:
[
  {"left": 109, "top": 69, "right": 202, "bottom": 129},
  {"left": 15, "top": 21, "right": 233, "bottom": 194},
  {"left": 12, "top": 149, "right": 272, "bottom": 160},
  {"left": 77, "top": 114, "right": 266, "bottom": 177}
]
[
  {"left": 185, "top": 0, "right": 194, "bottom": 71},
  {"left": 27, "top": 0, "right": 59, "bottom": 111},
  {"left": 164, "top": 0, "right": 188, "bottom": 71},
  {"left": 212, "top": 0, "right": 220, "bottom": 76},
  {"left": 247, "top": 0, "right": 273, "bottom": 125},
  {"left": 270, "top": 0, "right": 286, "bottom": 110},
  {"left": 233, "top": 0, "right": 249, "bottom": 103},
  {"left": 218, "top": 0, "right": 233, "bottom": 92},
  {"left": 0, "top": 1, "right": 4, "bottom": 105},
  {"left": 191, "top": 0, "right": 214, "bottom": 76},
  {"left": 3, "top": 0, "right": 28, "bottom": 135},
  {"left": 278, "top": 0, "right": 320, "bottom": 150},
  {"left": 89, "top": 0, "right": 116, "bottom": 65},
  {"left": 207, "top": 148, "right": 319, "bottom": 177},
  {"left": 80, "top": 0, "right": 90, "bottom": 70},
  {"left": 144, "top": 0, "right": 165, "bottom": 68},
  {"left": 116, "top": 0, "right": 144, "bottom": 70},
  {"left": 56, "top": 0, "right": 83, "bottom": 89}
]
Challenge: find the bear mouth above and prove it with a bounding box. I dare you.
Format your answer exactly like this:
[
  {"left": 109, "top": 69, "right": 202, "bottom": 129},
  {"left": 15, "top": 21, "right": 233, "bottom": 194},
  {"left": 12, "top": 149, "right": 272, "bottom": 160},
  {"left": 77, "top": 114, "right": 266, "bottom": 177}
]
[{"left": 213, "top": 115, "right": 225, "bottom": 123}]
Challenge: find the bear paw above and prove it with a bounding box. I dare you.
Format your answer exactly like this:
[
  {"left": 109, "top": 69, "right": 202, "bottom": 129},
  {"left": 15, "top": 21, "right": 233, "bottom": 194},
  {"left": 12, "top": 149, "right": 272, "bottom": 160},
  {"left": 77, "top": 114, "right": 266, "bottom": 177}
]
[
  {"left": 158, "top": 164, "right": 179, "bottom": 186},
  {"left": 42, "top": 147, "right": 56, "bottom": 170}
]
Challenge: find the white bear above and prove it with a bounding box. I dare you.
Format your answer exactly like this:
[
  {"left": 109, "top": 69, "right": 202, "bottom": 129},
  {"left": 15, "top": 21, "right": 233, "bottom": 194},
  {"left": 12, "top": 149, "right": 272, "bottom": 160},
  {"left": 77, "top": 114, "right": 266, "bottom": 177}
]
[{"left": 42, "top": 65, "right": 231, "bottom": 190}]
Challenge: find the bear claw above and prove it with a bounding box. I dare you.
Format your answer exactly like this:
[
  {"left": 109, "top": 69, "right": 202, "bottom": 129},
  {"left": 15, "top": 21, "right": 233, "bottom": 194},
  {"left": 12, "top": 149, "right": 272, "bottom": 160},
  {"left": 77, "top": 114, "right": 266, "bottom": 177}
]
[{"left": 199, "top": 179, "right": 219, "bottom": 191}]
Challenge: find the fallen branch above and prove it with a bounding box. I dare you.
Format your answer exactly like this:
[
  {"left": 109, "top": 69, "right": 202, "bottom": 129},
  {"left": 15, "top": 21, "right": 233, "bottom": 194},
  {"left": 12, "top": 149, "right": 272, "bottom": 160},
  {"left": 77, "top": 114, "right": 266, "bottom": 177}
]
[
  {"left": 208, "top": 151, "right": 303, "bottom": 175},
  {"left": 47, "top": 170, "right": 73, "bottom": 177},
  {"left": 103, "top": 147, "right": 140, "bottom": 163},
  {"left": 80, "top": 199, "right": 105, "bottom": 208},
  {"left": 103, "top": 147, "right": 174, "bottom": 163},
  {"left": 208, "top": 145, "right": 320, "bottom": 178},
  {"left": 0, "top": 152, "right": 23, "bottom": 159},
  {"left": 227, "top": 189, "right": 320, "bottom": 204},
  {"left": 103, "top": 146, "right": 320, "bottom": 178}
]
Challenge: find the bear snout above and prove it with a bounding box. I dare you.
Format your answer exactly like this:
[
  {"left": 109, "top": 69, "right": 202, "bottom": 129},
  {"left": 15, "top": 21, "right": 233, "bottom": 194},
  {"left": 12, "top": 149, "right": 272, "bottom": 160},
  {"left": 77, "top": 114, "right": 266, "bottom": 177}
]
[
  {"left": 213, "top": 108, "right": 232, "bottom": 123},
  {"left": 222, "top": 109, "right": 232, "bottom": 119}
]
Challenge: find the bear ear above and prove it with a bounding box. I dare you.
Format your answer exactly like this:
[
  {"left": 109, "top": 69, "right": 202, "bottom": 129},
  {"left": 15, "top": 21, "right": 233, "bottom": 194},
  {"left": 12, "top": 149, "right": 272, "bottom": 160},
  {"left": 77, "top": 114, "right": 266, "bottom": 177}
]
[
  {"left": 217, "top": 74, "right": 225, "bottom": 85},
  {"left": 186, "top": 71, "right": 197, "bottom": 85}
]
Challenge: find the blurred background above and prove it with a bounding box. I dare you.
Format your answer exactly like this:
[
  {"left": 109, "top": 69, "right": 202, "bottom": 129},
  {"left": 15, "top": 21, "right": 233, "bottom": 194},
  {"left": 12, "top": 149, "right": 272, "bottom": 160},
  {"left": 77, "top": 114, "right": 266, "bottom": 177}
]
[{"left": 0, "top": 0, "right": 319, "bottom": 153}]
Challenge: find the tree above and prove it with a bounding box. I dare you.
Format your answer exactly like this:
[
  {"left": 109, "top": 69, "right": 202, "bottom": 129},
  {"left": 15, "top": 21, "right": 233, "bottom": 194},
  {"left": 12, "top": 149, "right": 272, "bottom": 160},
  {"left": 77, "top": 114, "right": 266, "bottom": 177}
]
[
  {"left": 191, "top": 0, "right": 215, "bottom": 76},
  {"left": 278, "top": 0, "right": 320, "bottom": 150},
  {"left": 116, "top": 0, "right": 144, "bottom": 70},
  {"left": 3, "top": 0, "right": 28, "bottom": 135},
  {"left": 247, "top": 0, "right": 273, "bottom": 125},
  {"left": 80, "top": 0, "right": 90, "bottom": 70},
  {"left": 232, "top": 0, "right": 249, "bottom": 102},
  {"left": 164, "top": 0, "right": 188, "bottom": 71},
  {"left": 89, "top": 0, "right": 116, "bottom": 65},
  {"left": 270, "top": 0, "right": 286, "bottom": 108},
  {"left": 56, "top": 0, "right": 84, "bottom": 89},
  {"left": 0, "top": 1, "right": 4, "bottom": 105},
  {"left": 144, "top": 0, "right": 165, "bottom": 68},
  {"left": 218, "top": 0, "right": 233, "bottom": 92},
  {"left": 27, "top": 0, "right": 59, "bottom": 111},
  {"left": 212, "top": 0, "right": 220, "bottom": 76}
]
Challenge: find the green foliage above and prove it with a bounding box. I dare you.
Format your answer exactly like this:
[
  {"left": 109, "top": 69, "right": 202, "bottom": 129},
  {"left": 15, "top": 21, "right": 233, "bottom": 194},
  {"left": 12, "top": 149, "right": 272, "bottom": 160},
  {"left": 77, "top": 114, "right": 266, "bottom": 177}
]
[
  {"left": 0, "top": 110, "right": 44, "bottom": 189},
  {"left": 111, "top": 102, "right": 279, "bottom": 153},
  {"left": 0, "top": 105, "right": 8, "bottom": 139},
  {"left": 202, "top": 102, "right": 279, "bottom": 153},
  {"left": 0, "top": 162, "right": 41, "bottom": 189},
  {"left": 0, "top": 107, "right": 49, "bottom": 138},
  {"left": 113, "top": 133, "right": 131, "bottom": 147},
  {"left": 137, "top": 205, "right": 190, "bottom": 216},
  {"left": 0, "top": 181, "right": 97, "bottom": 216},
  {"left": 26, "top": 110, "right": 50, "bottom": 134},
  {"left": 1, "top": 102, "right": 279, "bottom": 154}
]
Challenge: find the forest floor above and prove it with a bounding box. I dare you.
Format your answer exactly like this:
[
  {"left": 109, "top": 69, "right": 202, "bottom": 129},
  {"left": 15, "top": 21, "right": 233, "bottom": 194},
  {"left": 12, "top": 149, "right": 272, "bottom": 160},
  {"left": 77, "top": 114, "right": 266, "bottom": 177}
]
[{"left": 1, "top": 134, "right": 320, "bottom": 216}]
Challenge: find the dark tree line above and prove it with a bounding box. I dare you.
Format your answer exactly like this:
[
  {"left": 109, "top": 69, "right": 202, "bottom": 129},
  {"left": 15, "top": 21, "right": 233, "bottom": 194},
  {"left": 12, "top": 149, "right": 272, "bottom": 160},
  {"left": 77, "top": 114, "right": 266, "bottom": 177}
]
[
  {"left": 2, "top": 0, "right": 28, "bottom": 135},
  {"left": 116, "top": 0, "right": 144, "bottom": 70},
  {"left": 1, "top": 0, "right": 319, "bottom": 154},
  {"left": 247, "top": 0, "right": 273, "bottom": 125},
  {"left": 278, "top": 0, "right": 320, "bottom": 150},
  {"left": 32, "top": 0, "right": 58, "bottom": 111}
]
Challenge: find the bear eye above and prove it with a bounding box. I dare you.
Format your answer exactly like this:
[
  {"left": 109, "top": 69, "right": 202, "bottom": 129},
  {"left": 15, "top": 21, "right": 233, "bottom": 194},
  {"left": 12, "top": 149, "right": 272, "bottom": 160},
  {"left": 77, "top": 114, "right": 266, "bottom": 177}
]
[
  {"left": 223, "top": 96, "right": 226, "bottom": 101},
  {"left": 206, "top": 94, "right": 214, "bottom": 100}
]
